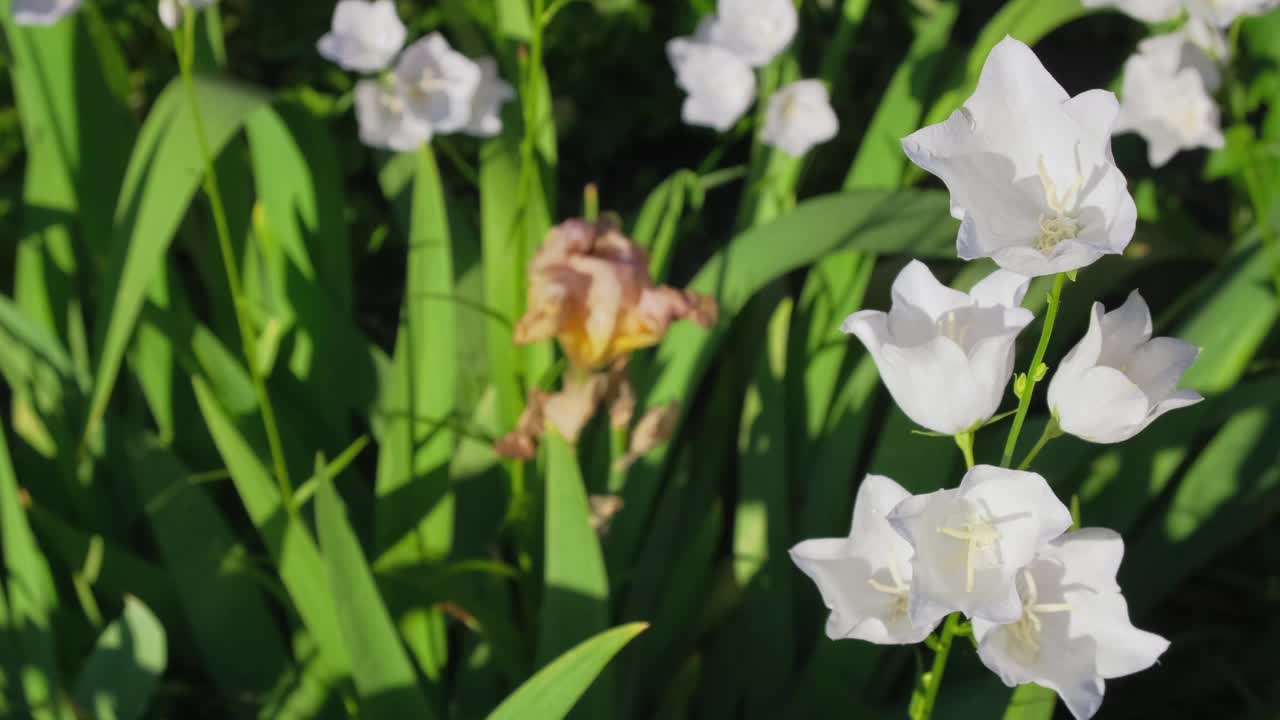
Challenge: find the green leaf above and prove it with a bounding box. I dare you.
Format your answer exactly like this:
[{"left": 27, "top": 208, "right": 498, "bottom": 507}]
[
  {"left": 606, "top": 188, "right": 956, "bottom": 570},
  {"left": 315, "top": 463, "right": 437, "bottom": 719},
  {"left": 539, "top": 432, "right": 612, "bottom": 719},
  {"left": 124, "top": 434, "right": 290, "bottom": 699},
  {"left": 373, "top": 145, "right": 458, "bottom": 680},
  {"left": 191, "top": 377, "right": 351, "bottom": 679},
  {"left": 86, "top": 75, "right": 270, "bottom": 443},
  {"left": 0, "top": 419, "right": 74, "bottom": 720},
  {"left": 72, "top": 597, "right": 168, "bottom": 720},
  {"left": 733, "top": 298, "right": 795, "bottom": 719},
  {"left": 488, "top": 623, "right": 649, "bottom": 720}
]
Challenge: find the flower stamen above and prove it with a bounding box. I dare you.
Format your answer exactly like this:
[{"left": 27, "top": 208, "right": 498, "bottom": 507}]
[
  {"left": 937, "top": 514, "right": 1002, "bottom": 593},
  {"left": 1008, "top": 570, "right": 1071, "bottom": 659},
  {"left": 1035, "top": 156, "right": 1084, "bottom": 254}
]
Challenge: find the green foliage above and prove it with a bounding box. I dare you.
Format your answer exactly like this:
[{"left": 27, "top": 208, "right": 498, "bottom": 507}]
[{"left": 0, "top": 1, "right": 1277, "bottom": 718}]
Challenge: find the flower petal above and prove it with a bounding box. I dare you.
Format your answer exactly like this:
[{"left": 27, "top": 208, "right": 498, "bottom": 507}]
[
  {"left": 1069, "top": 591, "right": 1170, "bottom": 680},
  {"left": 968, "top": 269, "right": 1032, "bottom": 308},
  {"left": 1053, "top": 365, "right": 1151, "bottom": 443},
  {"left": 1124, "top": 337, "right": 1200, "bottom": 402}
]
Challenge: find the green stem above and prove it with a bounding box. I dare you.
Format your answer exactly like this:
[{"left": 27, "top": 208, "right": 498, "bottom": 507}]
[
  {"left": 179, "top": 10, "right": 293, "bottom": 503},
  {"left": 1016, "top": 417, "right": 1061, "bottom": 471},
  {"left": 912, "top": 613, "right": 961, "bottom": 720},
  {"left": 1001, "top": 273, "right": 1066, "bottom": 467},
  {"left": 954, "top": 431, "right": 975, "bottom": 469}
]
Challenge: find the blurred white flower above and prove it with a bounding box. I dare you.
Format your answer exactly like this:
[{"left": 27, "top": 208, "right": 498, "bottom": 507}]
[
  {"left": 395, "top": 33, "right": 483, "bottom": 133},
  {"left": 888, "top": 465, "right": 1073, "bottom": 626},
  {"left": 355, "top": 78, "right": 432, "bottom": 152},
  {"left": 1185, "top": 15, "right": 1232, "bottom": 61},
  {"left": 761, "top": 79, "right": 839, "bottom": 157},
  {"left": 1081, "top": 0, "right": 1183, "bottom": 22},
  {"left": 902, "top": 36, "right": 1137, "bottom": 277},
  {"left": 973, "top": 529, "right": 1170, "bottom": 720},
  {"left": 1185, "top": 0, "right": 1280, "bottom": 27},
  {"left": 1047, "top": 291, "right": 1202, "bottom": 444},
  {"left": 158, "top": 0, "right": 218, "bottom": 31},
  {"left": 1085, "top": 0, "right": 1279, "bottom": 25},
  {"left": 462, "top": 57, "right": 515, "bottom": 138},
  {"left": 790, "top": 475, "right": 938, "bottom": 645},
  {"left": 12, "top": 0, "right": 82, "bottom": 26},
  {"left": 667, "top": 36, "right": 756, "bottom": 132},
  {"left": 705, "top": 0, "right": 798, "bottom": 67},
  {"left": 841, "top": 261, "right": 1033, "bottom": 436},
  {"left": 317, "top": 0, "right": 406, "bottom": 73},
  {"left": 1116, "top": 32, "right": 1224, "bottom": 167}
]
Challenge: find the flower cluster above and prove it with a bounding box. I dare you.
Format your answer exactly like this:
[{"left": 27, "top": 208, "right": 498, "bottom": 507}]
[
  {"left": 792, "top": 36, "right": 1204, "bottom": 719},
  {"left": 792, "top": 469, "right": 1168, "bottom": 719},
  {"left": 665, "top": 0, "right": 838, "bottom": 157},
  {"left": 496, "top": 218, "right": 716, "bottom": 458},
  {"left": 318, "top": 0, "right": 514, "bottom": 151}
]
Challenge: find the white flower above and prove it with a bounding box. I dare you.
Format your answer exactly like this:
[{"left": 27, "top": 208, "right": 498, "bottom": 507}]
[
  {"left": 158, "top": 0, "right": 217, "bottom": 30},
  {"left": 1185, "top": 0, "right": 1280, "bottom": 27},
  {"left": 462, "top": 57, "right": 515, "bottom": 138},
  {"left": 1116, "top": 33, "right": 1225, "bottom": 167},
  {"left": 973, "top": 529, "right": 1170, "bottom": 720},
  {"left": 705, "top": 0, "right": 798, "bottom": 67},
  {"left": 1185, "top": 15, "right": 1232, "bottom": 62},
  {"left": 12, "top": 0, "right": 82, "bottom": 26},
  {"left": 790, "top": 475, "right": 937, "bottom": 645},
  {"left": 888, "top": 465, "right": 1073, "bottom": 626},
  {"left": 666, "top": 36, "right": 756, "bottom": 132},
  {"left": 355, "top": 78, "right": 432, "bottom": 152},
  {"left": 761, "top": 79, "right": 839, "bottom": 157},
  {"left": 901, "top": 37, "right": 1137, "bottom": 277},
  {"left": 317, "top": 0, "right": 406, "bottom": 73},
  {"left": 395, "top": 33, "right": 483, "bottom": 134},
  {"left": 1081, "top": 0, "right": 1183, "bottom": 22},
  {"left": 1047, "top": 291, "right": 1202, "bottom": 444},
  {"left": 840, "top": 261, "right": 1033, "bottom": 436}
]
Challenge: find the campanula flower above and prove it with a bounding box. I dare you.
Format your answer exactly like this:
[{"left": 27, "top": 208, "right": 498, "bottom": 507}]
[
  {"left": 12, "top": 0, "right": 81, "bottom": 25},
  {"left": 354, "top": 77, "right": 432, "bottom": 151},
  {"left": 317, "top": 0, "right": 407, "bottom": 73},
  {"left": 902, "top": 37, "right": 1137, "bottom": 277},
  {"left": 462, "top": 57, "right": 515, "bottom": 138},
  {"left": 888, "top": 465, "right": 1073, "bottom": 626},
  {"left": 395, "top": 32, "right": 482, "bottom": 133},
  {"left": 1116, "top": 32, "right": 1224, "bottom": 167},
  {"left": 705, "top": 0, "right": 798, "bottom": 67},
  {"left": 667, "top": 35, "right": 756, "bottom": 132},
  {"left": 761, "top": 80, "right": 840, "bottom": 157},
  {"left": 1047, "top": 291, "right": 1202, "bottom": 444},
  {"left": 973, "top": 529, "right": 1170, "bottom": 720},
  {"left": 841, "top": 261, "right": 1033, "bottom": 436},
  {"left": 791, "top": 475, "right": 939, "bottom": 644}
]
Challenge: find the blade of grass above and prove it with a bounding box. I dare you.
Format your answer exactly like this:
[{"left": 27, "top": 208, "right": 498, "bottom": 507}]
[
  {"left": 488, "top": 623, "right": 648, "bottom": 720},
  {"left": 539, "top": 431, "right": 612, "bottom": 719},
  {"left": 315, "top": 458, "right": 438, "bottom": 719}
]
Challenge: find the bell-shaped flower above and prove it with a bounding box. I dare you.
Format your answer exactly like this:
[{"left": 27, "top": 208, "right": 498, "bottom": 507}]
[
  {"left": 901, "top": 37, "right": 1137, "bottom": 277},
  {"left": 841, "top": 261, "right": 1034, "bottom": 436},
  {"left": 1185, "top": 0, "right": 1280, "bottom": 27},
  {"left": 705, "top": 0, "right": 798, "bottom": 67},
  {"left": 513, "top": 219, "right": 716, "bottom": 371},
  {"left": 317, "top": 0, "right": 406, "bottom": 73},
  {"left": 1047, "top": 291, "right": 1202, "bottom": 444},
  {"left": 972, "top": 528, "right": 1170, "bottom": 720},
  {"left": 462, "top": 57, "right": 515, "bottom": 138},
  {"left": 667, "top": 35, "right": 756, "bottom": 132},
  {"left": 12, "top": 0, "right": 81, "bottom": 25},
  {"left": 761, "top": 79, "right": 839, "bottom": 157},
  {"left": 354, "top": 78, "right": 432, "bottom": 152},
  {"left": 888, "top": 465, "right": 1073, "bottom": 626},
  {"left": 395, "top": 32, "right": 482, "bottom": 134},
  {"left": 158, "top": 0, "right": 217, "bottom": 30},
  {"left": 1081, "top": 0, "right": 1182, "bottom": 22},
  {"left": 790, "top": 475, "right": 937, "bottom": 644},
  {"left": 1115, "top": 33, "right": 1224, "bottom": 167}
]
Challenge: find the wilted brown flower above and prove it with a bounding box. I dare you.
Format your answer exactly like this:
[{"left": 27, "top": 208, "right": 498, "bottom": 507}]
[{"left": 513, "top": 219, "right": 717, "bottom": 371}]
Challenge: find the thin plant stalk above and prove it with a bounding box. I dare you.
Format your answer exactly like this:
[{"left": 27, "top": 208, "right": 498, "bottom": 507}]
[
  {"left": 178, "top": 9, "right": 293, "bottom": 503},
  {"left": 1017, "top": 418, "right": 1062, "bottom": 471},
  {"left": 912, "top": 613, "right": 962, "bottom": 720},
  {"left": 1001, "top": 273, "right": 1066, "bottom": 467}
]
